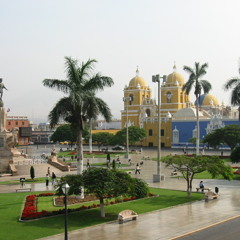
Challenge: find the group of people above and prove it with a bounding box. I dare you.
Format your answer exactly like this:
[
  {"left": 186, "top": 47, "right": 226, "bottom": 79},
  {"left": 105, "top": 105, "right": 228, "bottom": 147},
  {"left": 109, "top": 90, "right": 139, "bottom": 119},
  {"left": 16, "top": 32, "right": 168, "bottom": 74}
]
[
  {"left": 46, "top": 167, "right": 57, "bottom": 187},
  {"left": 199, "top": 180, "right": 219, "bottom": 194}
]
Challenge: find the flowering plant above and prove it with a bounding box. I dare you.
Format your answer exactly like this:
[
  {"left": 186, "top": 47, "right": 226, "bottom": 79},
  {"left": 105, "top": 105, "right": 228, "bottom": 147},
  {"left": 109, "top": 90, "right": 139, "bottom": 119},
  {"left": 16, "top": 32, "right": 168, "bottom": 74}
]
[{"left": 21, "top": 192, "right": 156, "bottom": 220}]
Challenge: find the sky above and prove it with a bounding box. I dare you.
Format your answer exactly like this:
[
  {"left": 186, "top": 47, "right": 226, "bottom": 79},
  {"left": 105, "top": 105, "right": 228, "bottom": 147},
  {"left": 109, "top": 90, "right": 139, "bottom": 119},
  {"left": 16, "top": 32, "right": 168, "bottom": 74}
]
[{"left": 1, "top": 0, "right": 240, "bottom": 123}]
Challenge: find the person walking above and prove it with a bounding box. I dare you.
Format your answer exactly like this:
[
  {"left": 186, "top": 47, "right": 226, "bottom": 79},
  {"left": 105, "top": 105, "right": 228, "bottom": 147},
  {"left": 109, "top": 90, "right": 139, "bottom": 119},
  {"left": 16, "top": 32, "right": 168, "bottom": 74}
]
[
  {"left": 135, "top": 163, "right": 141, "bottom": 175},
  {"left": 51, "top": 172, "right": 56, "bottom": 185},
  {"left": 87, "top": 159, "right": 90, "bottom": 168},
  {"left": 47, "top": 167, "right": 50, "bottom": 176}
]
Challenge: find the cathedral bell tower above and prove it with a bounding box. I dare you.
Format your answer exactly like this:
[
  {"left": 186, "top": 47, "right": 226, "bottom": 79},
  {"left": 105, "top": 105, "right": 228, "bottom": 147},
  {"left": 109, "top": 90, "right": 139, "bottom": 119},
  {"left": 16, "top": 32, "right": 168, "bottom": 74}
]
[
  {"left": 160, "top": 64, "right": 191, "bottom": 117},
  {"left": 121, "top": 68, "right": 152, "bottom": 129}
]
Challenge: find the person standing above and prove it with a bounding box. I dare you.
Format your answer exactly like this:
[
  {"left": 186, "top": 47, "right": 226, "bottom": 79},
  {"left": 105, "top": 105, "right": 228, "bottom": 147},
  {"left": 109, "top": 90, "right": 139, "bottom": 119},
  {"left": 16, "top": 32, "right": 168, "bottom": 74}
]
[
  {"left": 118, "top": 159, "right": 122, "bottom": 168},
  {"left": 46, "top": 174, "right": 49, "bottom": 187}
]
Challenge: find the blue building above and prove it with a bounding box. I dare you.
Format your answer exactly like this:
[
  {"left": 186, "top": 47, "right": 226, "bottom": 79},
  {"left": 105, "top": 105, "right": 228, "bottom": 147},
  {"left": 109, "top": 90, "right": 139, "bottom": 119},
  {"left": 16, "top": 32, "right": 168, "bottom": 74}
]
[{"left": 172, "top": 107, "right": 240, "bottom": 148}]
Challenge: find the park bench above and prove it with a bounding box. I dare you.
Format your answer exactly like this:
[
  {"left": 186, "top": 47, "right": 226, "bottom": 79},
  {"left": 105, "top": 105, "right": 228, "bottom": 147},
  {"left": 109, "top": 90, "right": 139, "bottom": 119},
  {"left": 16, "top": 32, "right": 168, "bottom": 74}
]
[
  {"left": 16, "top": 188, "right": 31, "bottom": 192},
  {"left": 205, "top": 191, "right": 218, "bottom": 201},
  {"left": 118, "top": 210, "right": 138, "bottom": 224},
  {"left": 196, "top": 187, "right": 211, "bottom": 192}
]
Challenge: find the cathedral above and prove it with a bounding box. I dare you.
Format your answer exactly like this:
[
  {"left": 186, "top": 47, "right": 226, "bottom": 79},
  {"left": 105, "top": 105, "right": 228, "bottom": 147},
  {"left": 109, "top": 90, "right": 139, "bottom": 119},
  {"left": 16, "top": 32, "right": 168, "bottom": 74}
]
[{"left": 121, "top": 66, "right": 240, "bottom": 148}]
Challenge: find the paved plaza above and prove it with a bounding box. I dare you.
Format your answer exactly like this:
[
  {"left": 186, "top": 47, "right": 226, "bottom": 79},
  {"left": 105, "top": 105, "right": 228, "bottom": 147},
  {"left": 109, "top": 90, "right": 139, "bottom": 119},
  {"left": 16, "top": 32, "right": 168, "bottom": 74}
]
[{"left": 0, "top": 146, "right": 240, "bottom": 240}]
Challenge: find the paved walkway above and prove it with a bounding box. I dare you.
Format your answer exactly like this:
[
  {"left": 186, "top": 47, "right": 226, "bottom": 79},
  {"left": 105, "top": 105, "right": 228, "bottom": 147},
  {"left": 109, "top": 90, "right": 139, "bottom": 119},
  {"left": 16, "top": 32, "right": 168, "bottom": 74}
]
[{"left": 1, "top": 148, "right": 240, "bottom": 240}]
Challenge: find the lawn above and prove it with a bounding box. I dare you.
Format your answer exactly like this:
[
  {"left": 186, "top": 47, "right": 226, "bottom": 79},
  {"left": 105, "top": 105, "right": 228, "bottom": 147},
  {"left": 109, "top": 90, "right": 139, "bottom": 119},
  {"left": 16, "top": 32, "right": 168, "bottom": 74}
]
[
  {"left": 194, "top": 170, "right": 240, "bottom": 180},
  {"left": 91, "top": 162, "right": 131, "bottom": 168},
  {"left": 0, "top": 177, "right": 46, "bottom": 185},
  {"left": 0, "top": 188, "right": 204, "bottom": 240},
  {"left": 57, "top": 151, "right": 127, "bottom": 159}
]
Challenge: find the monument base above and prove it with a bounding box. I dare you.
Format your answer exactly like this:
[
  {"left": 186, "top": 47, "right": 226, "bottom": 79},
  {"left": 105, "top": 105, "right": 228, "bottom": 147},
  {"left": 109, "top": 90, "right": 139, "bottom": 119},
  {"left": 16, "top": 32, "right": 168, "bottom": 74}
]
[{"left": 153, "top": 174, "right": 165, "bottom": 182}]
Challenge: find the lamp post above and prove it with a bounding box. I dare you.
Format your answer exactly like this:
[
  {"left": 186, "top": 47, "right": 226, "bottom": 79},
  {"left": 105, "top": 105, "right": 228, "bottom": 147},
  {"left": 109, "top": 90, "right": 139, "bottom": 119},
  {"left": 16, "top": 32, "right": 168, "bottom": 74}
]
[
  {"left": 62, "top": 183, "right": 70, "bottom": 240},
  {"left": 123, "top": 96, "right": 133, "bottom": 159},
  {"left": 152, "top": 74, "right": 167, "bottom": 182}
]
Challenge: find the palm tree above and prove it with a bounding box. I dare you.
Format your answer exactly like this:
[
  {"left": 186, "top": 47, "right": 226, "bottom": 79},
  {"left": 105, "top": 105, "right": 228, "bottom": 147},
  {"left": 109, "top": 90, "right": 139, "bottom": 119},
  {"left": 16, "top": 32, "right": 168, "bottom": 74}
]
[
  {"left": 224, "top": 77, "right": 240, "bottom": 120},
  {"left": 43, "top": 57, "right": 114, "bottom": 175},
  {"left": 182, "top": 62, "right": 212, "bottom": 155}
]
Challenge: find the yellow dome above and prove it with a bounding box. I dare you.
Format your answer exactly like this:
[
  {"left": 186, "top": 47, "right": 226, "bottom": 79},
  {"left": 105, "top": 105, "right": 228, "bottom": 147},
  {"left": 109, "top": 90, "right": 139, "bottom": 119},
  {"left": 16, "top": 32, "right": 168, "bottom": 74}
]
[
  {"left": 201, "top": 94, "right": 219, "bottom": 106},
  {"left": 129, "top": 68, "right": 147, "bottom": 87},
  {"left": 166, "top": 72, "right": 185, "bottom": 86}
]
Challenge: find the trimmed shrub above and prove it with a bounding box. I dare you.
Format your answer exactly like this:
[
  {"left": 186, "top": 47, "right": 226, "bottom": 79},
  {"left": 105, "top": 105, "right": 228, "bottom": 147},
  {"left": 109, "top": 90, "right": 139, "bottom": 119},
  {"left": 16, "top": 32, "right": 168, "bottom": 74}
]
[
  {"left": 30, "top": 166, "right": 35, "bottom": 180},
  {"left": 129, "top": 178, "right": 148, "bottom": 198}
]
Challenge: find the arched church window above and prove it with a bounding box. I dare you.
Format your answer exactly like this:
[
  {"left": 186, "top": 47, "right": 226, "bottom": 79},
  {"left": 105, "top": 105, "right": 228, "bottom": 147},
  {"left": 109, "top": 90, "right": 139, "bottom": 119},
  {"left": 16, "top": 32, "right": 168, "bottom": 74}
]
[
  {"left": 146, "top": 109, "right": 151, "bottom": 117},
  {"left": 129, "top": 94, "right": 134, "bottom": 105},
  {"left": 166, "top": 92, "right": 172, "bottom": 103}
]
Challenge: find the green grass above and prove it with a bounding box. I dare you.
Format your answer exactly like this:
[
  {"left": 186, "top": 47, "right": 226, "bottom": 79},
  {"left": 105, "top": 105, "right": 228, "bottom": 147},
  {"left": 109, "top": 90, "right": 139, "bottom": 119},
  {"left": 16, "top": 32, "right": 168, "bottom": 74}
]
[
  {"left": 57, "top": 151, "right": 127, "bottom": 159},
  {"left": 91, "top": 162, "right": 130, "bottom": 168},
  {"left": 194, "top": 170, "right": 240, "bottom": 180},
  {"left": 0, "top": 188, "right": 203, "bottom": 240},
  {"left": 0, "top": 178, "right": 46, "bottom": 185}
]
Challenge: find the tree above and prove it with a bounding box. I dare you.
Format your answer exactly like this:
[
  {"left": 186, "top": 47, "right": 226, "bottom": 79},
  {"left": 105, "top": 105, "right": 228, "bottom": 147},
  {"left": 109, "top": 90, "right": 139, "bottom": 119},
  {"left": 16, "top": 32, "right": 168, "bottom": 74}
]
[
  {"left": 161, "top": 155, "right": 233, "bottom": 198},
  {"left": 230, "top": 146, "right": 240, "bottom": 163},
  {"left": 183, "top": 62, "right": 212, "bottom": 155},
  {"left": 43, "top": 57, "right": 113, "bottom": 176},
  {"left": 91, "top": 132, "right": 114, "bottom": 150},
  {"left": 82, "top": 168, "right": 147, "bottom": 217},
  {"left": 203, "top": 124, "right": 240, "bottom": 150},
  {"left": 50, "top": 124, "right": 76, "bottom": 143},
  {"left": 82, "top": 168, "right": 116, "bottom": 217},
  {"left": 224, "top": 76, "right": 240, "bottom": 120},
  {"left": 30, "top": 166, "right": 35, "bottom": 180},
  {"left": 113, "top": 126, "right": 146, "bottom": 146},
  {"left": 55, "top": 174, "right": 83, "bottom": 196}
]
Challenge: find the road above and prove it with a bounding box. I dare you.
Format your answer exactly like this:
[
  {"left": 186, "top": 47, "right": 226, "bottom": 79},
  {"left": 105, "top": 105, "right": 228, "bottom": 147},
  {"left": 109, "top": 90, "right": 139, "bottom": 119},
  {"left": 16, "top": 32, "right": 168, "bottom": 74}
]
[{"left": 173, "top": 215, "right": 240, "bottom": 240}]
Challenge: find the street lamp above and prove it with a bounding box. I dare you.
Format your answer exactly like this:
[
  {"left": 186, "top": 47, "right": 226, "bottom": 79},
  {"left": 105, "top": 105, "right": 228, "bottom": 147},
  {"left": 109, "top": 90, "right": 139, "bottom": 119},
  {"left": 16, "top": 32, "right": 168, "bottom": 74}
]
[
  {"left": 152, "top": 74, "right": 167, "bottom": 182},
  {"left": 62, "top": 183, "right": 70, "bottom": 240},
  {"left": 123, "top": 96, "right": 133, "bottom": 159}
]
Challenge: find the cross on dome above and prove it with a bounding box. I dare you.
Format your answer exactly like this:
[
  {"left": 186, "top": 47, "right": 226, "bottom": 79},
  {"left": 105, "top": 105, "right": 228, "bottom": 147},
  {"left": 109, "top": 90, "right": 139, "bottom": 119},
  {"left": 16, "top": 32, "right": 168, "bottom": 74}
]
[
  {"left": 136, "top": 66, "right": 139, "bottom": 76},
  {"left": 173, "top": 62, "right": 177, "bottom": 72}
]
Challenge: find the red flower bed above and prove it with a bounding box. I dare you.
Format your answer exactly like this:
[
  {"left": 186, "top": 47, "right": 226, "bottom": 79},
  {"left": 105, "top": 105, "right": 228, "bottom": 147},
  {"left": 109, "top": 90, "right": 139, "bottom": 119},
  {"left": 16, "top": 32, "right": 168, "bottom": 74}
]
[
  {"left": 21, "top": 195, "right": 38, "bottom": 219},
  {"left": 38, "top": 193, "right": 54, "bottom": 197},
  {"left": 21, "top": 193, "right": 157, "bottom": 220}
]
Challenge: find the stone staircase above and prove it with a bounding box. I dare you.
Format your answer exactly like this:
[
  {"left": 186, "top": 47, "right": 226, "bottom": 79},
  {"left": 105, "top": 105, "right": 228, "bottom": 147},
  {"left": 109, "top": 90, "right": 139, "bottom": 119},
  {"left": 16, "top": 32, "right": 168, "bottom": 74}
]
[{"left": 14, "top": 161, "right": 63, "bottom": 178}]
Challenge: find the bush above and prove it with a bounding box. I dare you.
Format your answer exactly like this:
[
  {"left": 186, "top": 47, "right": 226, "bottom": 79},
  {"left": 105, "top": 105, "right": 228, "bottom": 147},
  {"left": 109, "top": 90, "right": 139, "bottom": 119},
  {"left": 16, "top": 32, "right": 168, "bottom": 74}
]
[
  {"left": 30, "top": 166, "right": 35, "bottom": 180},
  {"left": 230, "top": 146, "right": 240, "bottom": 163},
  {"left": 129, "top": 178, "right": 148, "bottom": 198}
]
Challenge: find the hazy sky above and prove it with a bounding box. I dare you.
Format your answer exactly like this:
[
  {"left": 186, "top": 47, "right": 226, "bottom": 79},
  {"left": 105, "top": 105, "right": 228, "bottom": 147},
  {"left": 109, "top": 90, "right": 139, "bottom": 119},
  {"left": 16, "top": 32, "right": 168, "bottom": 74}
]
[{"left": 1, "top": 0, "right": 240, "bottom": 123}]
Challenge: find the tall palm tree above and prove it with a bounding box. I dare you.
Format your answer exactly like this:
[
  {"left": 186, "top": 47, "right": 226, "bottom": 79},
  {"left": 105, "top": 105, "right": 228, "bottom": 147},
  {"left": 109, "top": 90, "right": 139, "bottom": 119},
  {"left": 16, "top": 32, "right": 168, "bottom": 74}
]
[
  {"left": 182, "top": 62, "right": 212, "bottom": 155},
  {"left": 43, "top": 57, "right": 114, "bottom": 175},
  {"left": 224, "top": 77, "right": 240, "bottom": 120}
]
